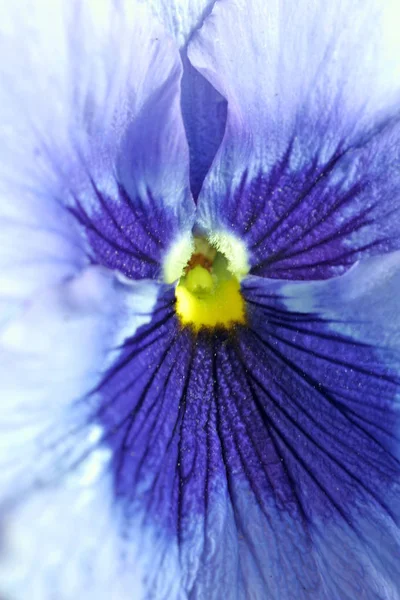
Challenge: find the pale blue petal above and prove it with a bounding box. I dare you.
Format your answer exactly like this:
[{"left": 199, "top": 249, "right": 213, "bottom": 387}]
[
  {"left": 0, "top": 268, "right": 160, "bottom": 499},
  {"left": 0, "top": 456, "right": 147, "bottom": 600},
  {"left": 0, "top": 0, "right": 195, "bottom": 314},
  {"left": 0, "top": 269, "right": 169, "bottom": 599}
]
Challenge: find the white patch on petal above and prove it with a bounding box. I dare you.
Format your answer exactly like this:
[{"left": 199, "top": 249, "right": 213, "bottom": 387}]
[
  {"left": 208, "top": 230, "right": 250, "bottom": 279},
  {"left": 0, "top": 266, "right": 176, "bottom": 598},
  {"left": 163, "top": 232, "right": 195, "bottom": 283},
  {"left": 0, "top": 450, "right": 146, "bottom": 600},
  {"left": 0, "top": 267, "right": 162, "bottom": 497},
  {"left": 110, "top": 275, "right": 162, "bottom": 362}
]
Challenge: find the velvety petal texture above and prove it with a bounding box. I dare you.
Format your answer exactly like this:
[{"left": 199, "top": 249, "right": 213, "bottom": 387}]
[
  {"left": 240, "top": 255, "right": 400, "bottom": 597},
  {"left": 189, "top": 0, "right": 400, "bottom": 278},
  {"left": 93, "top": 253, "right": 400, "bottom": 599}
]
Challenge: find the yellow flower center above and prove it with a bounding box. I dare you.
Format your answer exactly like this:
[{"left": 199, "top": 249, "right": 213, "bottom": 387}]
[{"left": 174, "top": 235, "right": 248, "bottom": 331}]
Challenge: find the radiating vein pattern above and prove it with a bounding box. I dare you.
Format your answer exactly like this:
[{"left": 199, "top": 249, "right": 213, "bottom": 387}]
[
  {"left": 212, "top": 120, "right": 400, "bottom": 280},
  {"left": 69, "top": 180, "right": 178, "bottom": 279},
  {"left": 95, "top": 283, "right": 400, "bottom": 596}
]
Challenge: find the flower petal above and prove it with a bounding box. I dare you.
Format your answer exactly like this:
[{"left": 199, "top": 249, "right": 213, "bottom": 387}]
[
  {"left": 0, "top": 0, "right": 195, "bottom": 298},
  {"left": 95, "top": 255, "right": 400, "bottom": 598},
  {"left": 0, "top": 454, "right": 146, "bottom": 600},
  {"left": 189, "top": 0, "right": 400, "bottom": 278},
  {"left": 239, "top": 252, "right": 400, "bottom": 596}
]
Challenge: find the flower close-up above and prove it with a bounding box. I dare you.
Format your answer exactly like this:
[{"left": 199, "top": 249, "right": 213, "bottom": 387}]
[{"left": 1, "top": 0, "right": 400, "bottom": 599}]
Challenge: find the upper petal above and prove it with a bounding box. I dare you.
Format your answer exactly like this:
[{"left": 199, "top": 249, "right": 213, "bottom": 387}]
[
  {"left": 189, "top": 0, "right": 400, "bottom": 278},
  {"left": 0, "top": 0, "right": 195, "bottom": 310}
]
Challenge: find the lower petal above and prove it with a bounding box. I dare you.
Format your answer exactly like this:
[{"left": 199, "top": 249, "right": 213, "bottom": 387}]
[
  {"left": 239, "top": 254, "right": 400, "bottom": 596},
  {"left": 95, "top": 254, "right": 400, "bottom": 598}
]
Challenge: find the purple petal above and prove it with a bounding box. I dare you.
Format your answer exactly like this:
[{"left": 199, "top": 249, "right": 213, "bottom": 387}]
[
  {"left": 93, "top": 253, "right": 400, "bottom": 597},
  {"left": 189, "top": 0, "right": 400, "bottom": 279},
  {"left": 6, "top": 255, "right": 398, "bottom": 597}
]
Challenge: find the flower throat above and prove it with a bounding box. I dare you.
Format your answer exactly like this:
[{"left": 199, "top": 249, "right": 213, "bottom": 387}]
[{"left": 175, "top": 236, "right": 246, "bottom": 331}]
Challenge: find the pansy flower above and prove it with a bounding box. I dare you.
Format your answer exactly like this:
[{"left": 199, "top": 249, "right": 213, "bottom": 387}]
[{"left": 1, "top": 0, "right": 400, "bottom": 598}]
